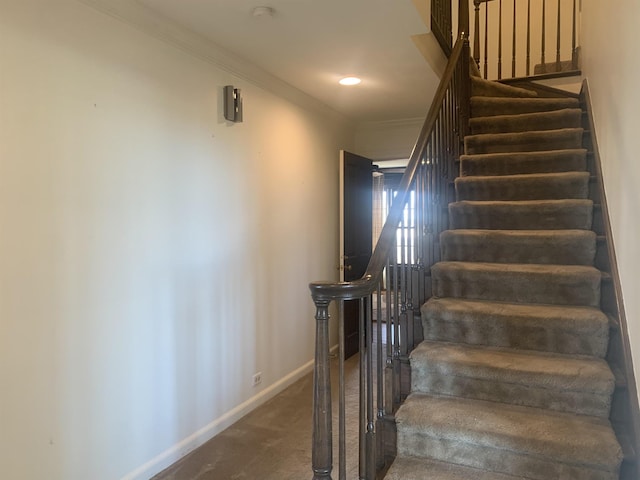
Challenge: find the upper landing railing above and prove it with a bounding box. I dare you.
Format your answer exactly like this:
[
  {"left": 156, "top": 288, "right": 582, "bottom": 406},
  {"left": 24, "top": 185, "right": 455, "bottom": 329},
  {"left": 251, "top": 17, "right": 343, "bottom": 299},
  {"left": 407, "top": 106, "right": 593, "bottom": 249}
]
[
  {"left": 433, "top": 0, "right": 580, "bottom": 80},
  {"left": 473, "top": 0, "right": 579, "bottom": 79}
]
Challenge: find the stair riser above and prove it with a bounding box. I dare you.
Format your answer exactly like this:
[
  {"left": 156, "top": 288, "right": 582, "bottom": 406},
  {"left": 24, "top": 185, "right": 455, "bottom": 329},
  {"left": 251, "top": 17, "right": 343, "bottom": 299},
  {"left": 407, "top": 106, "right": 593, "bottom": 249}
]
[
  {"left": 440, "top": 230, "right": 596, "bottom": 265},
  {"left": 411, "top": 373, "right": 612, "bottom": 417},
  {"left": 422, "top": 303, "right": 609, "bottom": 358},
  {"left": 431, "top": 266, "right": 601, "bottom": 307},
  {"left": 449, "top": 201, "right": 593, "bottom": 230},
  {"left": 455, "top": 174, "right": 589, "bottom": 201},
  {"left": 459, "top": 150, "right": 587, "bottom": 177},
  {"left": 385, "top": 457, "right": 528, "bottom": 480},
  {"left": 396, "top": 434, "right": 618, "bottom": 480},
  {"left": 422, "top": 315, "right": 608, "bottom": 357},
  {"left": 471, "top": 98, "right": 580, "bottom": 117},
  {"left": 470, "top": 109, "right": 583, "bottom": 135},
  {"left": 471, "top": 77, "right": 538, "bottom": 98},
  {"left": 465, "top": 130, "right": 583, "bottom": 155}
]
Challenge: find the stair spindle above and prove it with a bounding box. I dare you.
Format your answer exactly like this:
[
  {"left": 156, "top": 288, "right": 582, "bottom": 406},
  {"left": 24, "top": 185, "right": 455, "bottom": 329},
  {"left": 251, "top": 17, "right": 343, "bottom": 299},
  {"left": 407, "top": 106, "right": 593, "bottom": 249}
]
[
  {"left": 572, "top": 0, "right": 578, "bottom": 68},
  {"left": 541, "top": 0, "right": 546, "bottom": 73},
  {"left": 474, "top": 0, "right": 481, "bottom": 68},
  {"left": 484, "top": 1, "right": 489, "bottom": 78},
  {"left": 375, "top": 288, "right": 384, "bottom": 471},
  {"left": 556, "top": 0, "right": 561, "bottom": 70},
  {"left": 338, "top": 300, "right": 346, "bottom": 480},
  {"left": 526, "top": 0, "right": 531, "bottom": 75},
  {"left": 498, "top": 0, "right": 503, "bottom": 79},
  {"left": 512, "top": 0, "right": 517, "bottom": 77},
  {"left": 365, "top": 298, "right": 375, "bottom": 480},
  {"left": 358, "top": 299, "right": 366, "bottom": 480}
]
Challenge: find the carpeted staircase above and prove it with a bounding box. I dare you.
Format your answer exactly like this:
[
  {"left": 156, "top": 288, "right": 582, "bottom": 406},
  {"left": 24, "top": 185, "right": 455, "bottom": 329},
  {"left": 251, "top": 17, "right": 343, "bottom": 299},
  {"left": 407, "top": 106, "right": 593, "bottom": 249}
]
[{"left": 385, "top": 76, "right": 624, "bottom": 479}]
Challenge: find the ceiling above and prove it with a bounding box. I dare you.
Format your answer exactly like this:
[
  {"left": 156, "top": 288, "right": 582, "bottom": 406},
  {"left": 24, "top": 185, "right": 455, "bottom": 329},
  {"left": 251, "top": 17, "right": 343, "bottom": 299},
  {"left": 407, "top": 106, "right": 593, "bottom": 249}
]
[{"left": 134, "top": 0, "right": 440, "bottom": 123}]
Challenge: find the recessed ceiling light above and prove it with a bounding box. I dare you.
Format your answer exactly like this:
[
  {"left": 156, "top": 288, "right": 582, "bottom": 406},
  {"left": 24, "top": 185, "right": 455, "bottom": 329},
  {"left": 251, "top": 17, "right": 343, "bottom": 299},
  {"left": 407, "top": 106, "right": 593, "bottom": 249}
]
[{"left": 339, "top": 77, "right": 361, "bottom": 86}]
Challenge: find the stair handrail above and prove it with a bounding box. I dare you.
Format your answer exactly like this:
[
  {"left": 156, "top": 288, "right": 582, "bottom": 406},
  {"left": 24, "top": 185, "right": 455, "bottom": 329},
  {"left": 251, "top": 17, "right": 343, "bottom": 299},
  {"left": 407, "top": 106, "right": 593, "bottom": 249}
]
[
  {"left": 309, "top": 5, "right": 470, "bottom": 304},
  {"left": 309, "top": 1, "right": 471, "bottom": 477}
]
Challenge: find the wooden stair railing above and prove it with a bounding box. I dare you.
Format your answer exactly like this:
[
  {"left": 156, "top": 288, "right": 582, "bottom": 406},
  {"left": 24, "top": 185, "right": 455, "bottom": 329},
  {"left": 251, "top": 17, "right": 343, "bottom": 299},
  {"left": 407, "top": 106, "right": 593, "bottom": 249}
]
[
  {"left": 310, "top": 2, "right": 640, "bottom": 479},
  {"left": 472, "top": 0, "right": 579, "bottom": 80},
  {"left": 432, "top": 0, "right": 454, "bottom": 55},
  {"left": 309, "top": 3, "right": 471, "bottom": 478}
]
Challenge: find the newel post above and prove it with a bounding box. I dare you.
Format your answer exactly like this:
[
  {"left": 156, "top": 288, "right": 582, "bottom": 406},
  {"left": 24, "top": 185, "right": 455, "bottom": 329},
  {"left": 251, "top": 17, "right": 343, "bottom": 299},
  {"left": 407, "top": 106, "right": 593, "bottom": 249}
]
[
  {"left": 459, "top": 0, "right": 471, "bottom": 140},
  {"left": 311, "top": 297, "right": 332, "bottom": 480},
  {"left": 458, "top": 0, "right": 470, "bottom": 40},
  {"left": 473, "top": 0, "right": 481, "bottom": 66}
]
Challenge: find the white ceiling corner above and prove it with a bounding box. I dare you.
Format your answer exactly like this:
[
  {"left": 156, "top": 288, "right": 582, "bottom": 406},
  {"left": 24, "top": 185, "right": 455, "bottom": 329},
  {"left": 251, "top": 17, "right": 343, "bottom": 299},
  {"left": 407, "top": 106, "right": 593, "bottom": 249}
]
[{"left": 80, "top": 0, "right": 441, "bottom": 124}]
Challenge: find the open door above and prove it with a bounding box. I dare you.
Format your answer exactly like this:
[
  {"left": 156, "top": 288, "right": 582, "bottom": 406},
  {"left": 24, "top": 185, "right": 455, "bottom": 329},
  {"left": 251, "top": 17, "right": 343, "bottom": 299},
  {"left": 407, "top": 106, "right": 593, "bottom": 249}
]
[{"left": 340, "top": 151, "right": 373, "bottom": 359}]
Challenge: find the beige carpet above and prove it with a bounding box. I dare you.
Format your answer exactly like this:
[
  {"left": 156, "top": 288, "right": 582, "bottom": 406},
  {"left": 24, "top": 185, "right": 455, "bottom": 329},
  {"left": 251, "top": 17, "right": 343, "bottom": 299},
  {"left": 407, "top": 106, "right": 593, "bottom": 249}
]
[
  {"left": 151, "top": 353, "right": 362, "bottom": 480},
  {"left": 385, "top": 77, "right": 623, "bottom": 479}
]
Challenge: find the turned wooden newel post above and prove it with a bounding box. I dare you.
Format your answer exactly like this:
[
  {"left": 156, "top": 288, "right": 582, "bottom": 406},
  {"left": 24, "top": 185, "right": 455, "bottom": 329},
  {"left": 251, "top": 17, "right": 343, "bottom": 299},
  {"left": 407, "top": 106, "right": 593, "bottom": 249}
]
[
  {"left": 460, "top": 36, "right": 471, "bottom": 140},
  {"left": 458, "top": 0, "right": 470, "bottom": 40},
  {"left": 459, "top": 0, "right": 471, "bottom": 140},
  {"left": 311, "top": 297, "right": 332, "bottom": 480}
]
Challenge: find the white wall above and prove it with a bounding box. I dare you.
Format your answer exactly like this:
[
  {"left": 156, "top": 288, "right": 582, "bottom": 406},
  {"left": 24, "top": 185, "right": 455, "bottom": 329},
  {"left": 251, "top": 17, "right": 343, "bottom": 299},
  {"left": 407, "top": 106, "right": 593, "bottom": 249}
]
[
  {"left": 354, "top": 118, "right": 423, "bottom": 161},
  {"left": 0, "top": 1, "right": 353, "bottom": 478},
  {"left": 581, "top": 0, "right": 640, "bottom": 404}
]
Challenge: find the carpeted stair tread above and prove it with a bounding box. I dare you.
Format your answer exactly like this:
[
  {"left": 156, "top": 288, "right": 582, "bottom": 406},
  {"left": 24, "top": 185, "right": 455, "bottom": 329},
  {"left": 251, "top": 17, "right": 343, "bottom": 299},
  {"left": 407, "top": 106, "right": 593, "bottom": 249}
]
[
  {"left": 410, "top": 340, "right": 614, "bottom": 417},
  {"left": 449, "top": 199, "right": 593, "bottom": 230},
  {"left": 421, "top": 297, "right": 609, "bottom": 357},
  {"left": 471, "top": 76, "right": 538, "bottom": 98},
  {"left": 471, "top": 96, "right": 580, "bottom": 117},
  {"left": 385, "top": 456, "right": 528, "bottom": 480},
  {"left": 431, "top": 261, "right": 601, "bottom": 306},
  {"left": 459, "top": 149, "right": 587, "bottom": 177},
  {"left": 464, "top": 128, "right": 584, "bottom": 155},
  {"left": 391, "top": 77, "right": 623, "bottom": 480},
  {"left": 440, "top": 229, "right": 596, "bottom": 265},
  {"left": 470, "top": 108, "right": 583, "bottom": 134},
  {"left": 396, "top": 393, "right": 623, "bottom": 479},
  {"left": 455, "top": 171, "right": 590, "bottom": 201}
]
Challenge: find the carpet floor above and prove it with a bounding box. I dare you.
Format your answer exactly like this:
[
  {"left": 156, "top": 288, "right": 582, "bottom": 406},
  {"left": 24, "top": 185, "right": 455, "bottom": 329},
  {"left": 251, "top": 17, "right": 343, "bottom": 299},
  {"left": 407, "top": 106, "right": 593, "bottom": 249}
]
[{"left": 151, "top": 354, "right": 361, "bottom": 480}]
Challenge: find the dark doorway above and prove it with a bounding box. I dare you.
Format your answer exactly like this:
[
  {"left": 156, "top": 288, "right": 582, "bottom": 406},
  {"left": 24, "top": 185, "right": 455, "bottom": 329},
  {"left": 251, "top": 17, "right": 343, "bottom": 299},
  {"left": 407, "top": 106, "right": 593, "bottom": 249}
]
[{"left": 340, "top": 151, "right": 373, "bottom": 359}]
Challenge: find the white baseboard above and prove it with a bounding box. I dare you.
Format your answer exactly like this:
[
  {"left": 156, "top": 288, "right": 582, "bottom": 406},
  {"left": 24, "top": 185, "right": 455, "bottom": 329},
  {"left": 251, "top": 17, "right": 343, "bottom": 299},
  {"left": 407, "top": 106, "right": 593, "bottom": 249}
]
[{"left": 120, "top": 353, "right": 328, "bottom": 480}]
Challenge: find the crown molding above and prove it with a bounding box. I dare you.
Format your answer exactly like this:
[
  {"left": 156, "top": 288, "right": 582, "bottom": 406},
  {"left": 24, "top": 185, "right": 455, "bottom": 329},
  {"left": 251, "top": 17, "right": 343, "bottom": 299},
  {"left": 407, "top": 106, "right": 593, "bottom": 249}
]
[{"left": 77, "top": 0, "right": 351, "bottom": 125}]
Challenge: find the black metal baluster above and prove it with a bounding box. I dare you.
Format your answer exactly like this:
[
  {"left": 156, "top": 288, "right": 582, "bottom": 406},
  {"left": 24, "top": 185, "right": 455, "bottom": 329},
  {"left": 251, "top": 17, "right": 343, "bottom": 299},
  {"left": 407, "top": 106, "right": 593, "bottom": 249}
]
[
  {"left": 338, "top": 300, "right": 346, "bottom": 480},
  {"left": 484, "top": 1, "right": 489, "bottom": 78},
  {"left": 375, "top": 286, "right": 384, "bottom": 470},
  {"left": 512, "top": 0, "right": 517, "bottom": 77},
  {"left": 572, "top": 0, "right": 577, "bottom": 68},
  {"left": 474, "top": 0, "right": 481, "bottom": 68},
  {"left": 498, "top": 0, "right": 503, "bottom": 79},
  {"left": 365, "top": 297, "right": 375, "bottom": 479},
  {"left": 556, "top": 0, "right": 561, "bottom": 70},
  {"left": 541, "top": 0, "right": 546, "bottom": 72},
  {"left": 526, "top": 0, "right": 531, "bottom": 76},
  {"left": 358, "top": 298, "right": 366, "bottom": 480}
]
